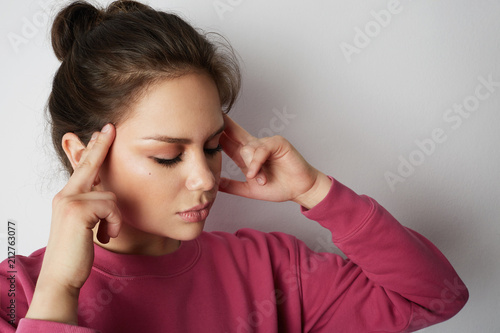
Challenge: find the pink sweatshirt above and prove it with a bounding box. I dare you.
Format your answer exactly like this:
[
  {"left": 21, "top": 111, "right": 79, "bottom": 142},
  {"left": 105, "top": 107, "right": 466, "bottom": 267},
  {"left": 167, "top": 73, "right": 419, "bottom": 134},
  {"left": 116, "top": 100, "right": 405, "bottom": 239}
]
[{"left": 0, "top": 177, "right": 468, "bottom": 332}]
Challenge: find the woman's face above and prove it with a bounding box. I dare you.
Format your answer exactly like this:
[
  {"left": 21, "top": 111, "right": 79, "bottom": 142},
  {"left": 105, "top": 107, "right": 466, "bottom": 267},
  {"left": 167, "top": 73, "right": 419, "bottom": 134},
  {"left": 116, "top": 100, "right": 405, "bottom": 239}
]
[{"left": 97, "top": 72, "right": 224, "bottom": 254}]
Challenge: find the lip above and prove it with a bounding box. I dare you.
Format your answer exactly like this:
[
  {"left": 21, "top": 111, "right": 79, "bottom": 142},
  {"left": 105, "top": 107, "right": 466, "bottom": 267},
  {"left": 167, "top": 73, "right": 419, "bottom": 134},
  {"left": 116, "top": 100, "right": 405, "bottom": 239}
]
[
  {"left": 179, "top": 201, "right": 212, "bottom": 213},
  {"left": 177, "top": 201, "right": 213, "bottom": 223}
]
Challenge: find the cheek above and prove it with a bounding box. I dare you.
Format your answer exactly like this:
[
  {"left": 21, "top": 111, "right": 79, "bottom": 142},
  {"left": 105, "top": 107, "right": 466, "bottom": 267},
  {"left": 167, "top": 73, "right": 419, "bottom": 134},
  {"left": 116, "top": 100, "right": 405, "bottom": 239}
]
[{"left": 100, "top": 148, "right": 160, "bottom": 196}]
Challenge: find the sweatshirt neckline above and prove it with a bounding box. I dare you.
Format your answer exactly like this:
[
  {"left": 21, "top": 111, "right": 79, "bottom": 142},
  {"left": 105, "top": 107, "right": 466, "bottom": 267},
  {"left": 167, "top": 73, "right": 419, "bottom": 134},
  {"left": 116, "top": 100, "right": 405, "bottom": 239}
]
[{"left": 91, "top": 238, "right": 201, "bottom": 278}]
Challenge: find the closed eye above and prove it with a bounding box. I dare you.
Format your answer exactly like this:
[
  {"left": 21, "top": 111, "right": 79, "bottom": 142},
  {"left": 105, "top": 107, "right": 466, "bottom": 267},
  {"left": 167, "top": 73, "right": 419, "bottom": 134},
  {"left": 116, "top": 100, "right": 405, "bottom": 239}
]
[
  {"left": 154, "top": 155, "right": 182, "bottom": 167},
  {"left": 154, "top": 144, "right": 222, "bottom": 168},
  {"left": 205, "top": 144, "right": 223, "bottom": 156}
]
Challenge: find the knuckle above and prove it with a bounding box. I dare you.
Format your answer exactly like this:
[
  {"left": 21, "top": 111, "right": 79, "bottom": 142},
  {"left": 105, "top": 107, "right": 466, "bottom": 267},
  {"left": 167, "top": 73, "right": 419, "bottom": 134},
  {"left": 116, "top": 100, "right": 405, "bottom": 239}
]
[
  {"left": 257, "top": 136, "right": 272, "bottom": 146},
  {"left": 108, "top": 208, "right": 122, "bottom": 221},
  {"left": 105, "top": 203, "right": 121, "bottom": 222},
  {"left": 52, "top": 192, "right": 75, "bottom": 210},
  {"left": 52, "top": 191, "right": 64, "bottom": 206},
  {"left": 268, "top": 135, "right": 288, "bottom": 149},
  {"left": 107, "top": 195, "right": 118, "bottom": 208},
  {"left": 63, "top": 198, "right": 85, "bottom": 213},
  {"left": 106, "top": 192, "right": 118, "bottom": 203},
  {"left": 271, "top": 135, "right": 285, "bottom": 142}
]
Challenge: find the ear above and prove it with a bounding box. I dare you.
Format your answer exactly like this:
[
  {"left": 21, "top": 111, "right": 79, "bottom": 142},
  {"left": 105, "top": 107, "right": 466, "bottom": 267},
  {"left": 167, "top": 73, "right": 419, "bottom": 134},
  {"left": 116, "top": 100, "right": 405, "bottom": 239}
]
[{"left": 62, "top": 132, "right": 87, "bottom": 171}]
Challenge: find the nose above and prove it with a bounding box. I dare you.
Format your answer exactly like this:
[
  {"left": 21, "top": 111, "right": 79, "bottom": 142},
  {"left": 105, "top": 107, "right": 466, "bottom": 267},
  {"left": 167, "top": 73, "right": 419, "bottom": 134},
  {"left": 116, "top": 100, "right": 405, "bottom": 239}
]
[{"left": 185, "top": 154, "right": 216, "bottom": 192}]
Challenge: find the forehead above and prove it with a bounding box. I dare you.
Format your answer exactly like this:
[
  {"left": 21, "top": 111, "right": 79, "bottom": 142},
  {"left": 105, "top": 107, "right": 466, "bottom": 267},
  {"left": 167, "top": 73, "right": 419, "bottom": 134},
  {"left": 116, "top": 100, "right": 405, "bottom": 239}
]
[{"left": 118, "top": 72, "right": 224, "bottom": 139}]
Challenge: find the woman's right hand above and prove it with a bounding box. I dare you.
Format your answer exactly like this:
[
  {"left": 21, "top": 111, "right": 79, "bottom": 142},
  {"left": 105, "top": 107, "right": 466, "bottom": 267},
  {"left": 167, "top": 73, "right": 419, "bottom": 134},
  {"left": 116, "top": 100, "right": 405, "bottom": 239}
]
[{"left": 26, "top": 124, "right": 122, "bottom": 325}]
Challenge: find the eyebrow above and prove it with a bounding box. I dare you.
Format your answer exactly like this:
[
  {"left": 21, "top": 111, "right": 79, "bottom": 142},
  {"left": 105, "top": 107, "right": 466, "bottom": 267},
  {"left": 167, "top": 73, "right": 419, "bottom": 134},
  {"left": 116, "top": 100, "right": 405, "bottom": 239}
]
[{"left": 141, "top": 123, "right": 225, "bottom": 144}]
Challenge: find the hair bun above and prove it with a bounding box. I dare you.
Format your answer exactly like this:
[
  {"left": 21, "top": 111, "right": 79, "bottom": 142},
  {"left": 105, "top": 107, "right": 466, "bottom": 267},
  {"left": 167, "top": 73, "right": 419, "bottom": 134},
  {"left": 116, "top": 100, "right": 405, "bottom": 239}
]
[
  {"left": 106, "top": 0, "right": 152, "bottom": 15},
  {"left": 51, "top": 1, "right": 102, "bottom": 61}
]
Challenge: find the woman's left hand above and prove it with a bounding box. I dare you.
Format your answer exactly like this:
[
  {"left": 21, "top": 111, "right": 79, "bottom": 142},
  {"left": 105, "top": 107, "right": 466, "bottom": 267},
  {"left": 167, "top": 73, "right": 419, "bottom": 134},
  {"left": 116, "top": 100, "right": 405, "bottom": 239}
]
[{"left": 219, "top": 115, "right": 332, "bottom": 209}]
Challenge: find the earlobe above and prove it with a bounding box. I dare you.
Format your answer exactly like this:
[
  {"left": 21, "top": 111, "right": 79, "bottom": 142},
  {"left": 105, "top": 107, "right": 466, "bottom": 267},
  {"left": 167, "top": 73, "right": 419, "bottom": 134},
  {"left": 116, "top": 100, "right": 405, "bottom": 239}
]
[{"left": 62, "top": 133, "right": 87, "bottom": 171}]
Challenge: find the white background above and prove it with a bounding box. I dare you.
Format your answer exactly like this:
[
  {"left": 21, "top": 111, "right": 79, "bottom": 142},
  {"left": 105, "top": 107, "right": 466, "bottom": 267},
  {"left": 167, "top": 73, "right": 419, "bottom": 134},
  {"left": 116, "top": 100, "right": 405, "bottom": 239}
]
[{"left": 1, "top": 0, "right": 499, "bottom": 332}]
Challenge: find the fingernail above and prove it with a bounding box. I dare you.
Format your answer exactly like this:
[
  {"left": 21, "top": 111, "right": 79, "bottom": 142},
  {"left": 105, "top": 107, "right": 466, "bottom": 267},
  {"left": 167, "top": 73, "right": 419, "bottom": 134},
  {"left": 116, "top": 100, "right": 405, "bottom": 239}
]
[
  {"left": 256, "top": 176, "right": 265, "bottom": 185},
  {"left": 102, "top": 124, "right": 111, "bottom": 133},
  {"left": 91, "top": 132, "right": 99, "bottom": 141}
]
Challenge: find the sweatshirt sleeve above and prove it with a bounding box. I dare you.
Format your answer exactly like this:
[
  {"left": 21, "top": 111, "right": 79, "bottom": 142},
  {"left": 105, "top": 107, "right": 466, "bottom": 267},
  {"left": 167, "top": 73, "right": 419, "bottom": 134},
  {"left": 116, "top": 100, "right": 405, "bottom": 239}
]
[
  {"left": 0, "top": 256, "right": 100, "bottom": 333},
  {"left": 297, "top": 176, "right": 468, "bottom": 332}
]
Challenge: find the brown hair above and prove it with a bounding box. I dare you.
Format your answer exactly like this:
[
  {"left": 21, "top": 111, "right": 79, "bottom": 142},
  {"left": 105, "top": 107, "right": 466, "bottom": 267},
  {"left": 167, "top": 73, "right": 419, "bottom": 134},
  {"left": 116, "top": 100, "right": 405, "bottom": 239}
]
[{"left": 48, "top": 0, "right": 241, "bottom": 174}]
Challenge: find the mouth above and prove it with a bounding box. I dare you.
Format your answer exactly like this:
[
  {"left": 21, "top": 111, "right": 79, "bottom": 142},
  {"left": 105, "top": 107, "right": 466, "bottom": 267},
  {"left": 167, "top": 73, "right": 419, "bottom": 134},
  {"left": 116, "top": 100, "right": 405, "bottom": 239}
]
[{"left": 177, "top": 201, "right": 213, "bottom": 223}]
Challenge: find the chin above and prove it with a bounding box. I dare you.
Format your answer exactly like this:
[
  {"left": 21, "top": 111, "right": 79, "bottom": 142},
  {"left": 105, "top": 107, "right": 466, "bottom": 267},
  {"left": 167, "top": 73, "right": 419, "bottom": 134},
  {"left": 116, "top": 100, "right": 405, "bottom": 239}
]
[{"left": 169, "top": 221, "right": 206, "bottom": 242}]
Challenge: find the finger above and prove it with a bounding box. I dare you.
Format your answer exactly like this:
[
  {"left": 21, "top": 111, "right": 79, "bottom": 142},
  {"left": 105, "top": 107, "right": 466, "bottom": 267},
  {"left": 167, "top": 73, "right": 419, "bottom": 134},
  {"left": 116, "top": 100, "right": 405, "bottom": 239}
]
[
  {"left": 243, "top": 145, "right": 272, "bottom": 180},
  {"left": 95, "top": 214, "right": 121, "bottom": 244},
  {"left": 221, "top": 132, "right": 262, "bottom": 167},
  {"left": 89, "top": 191, "right": 122, "bottom": 235},
  {"left": 220, "top": 132, "right": 248, "bottom": 173},
  {"left": 67, "top": 191, "right": 122, "bottom": 231},
  {"left": 67, "top": 124, "right": 115, "bottom": 194},
  {"left": 74, "top": 131, "right": 99, "bottom": 169},
  {"left": 222, "top": 114, "right": 254, "bottom": 146},
  {"left": 85, "top": 194, "right": 122, "bottom": 240},
  {"left": 218, "top": 178, "right": 253, "bottom": 198}
]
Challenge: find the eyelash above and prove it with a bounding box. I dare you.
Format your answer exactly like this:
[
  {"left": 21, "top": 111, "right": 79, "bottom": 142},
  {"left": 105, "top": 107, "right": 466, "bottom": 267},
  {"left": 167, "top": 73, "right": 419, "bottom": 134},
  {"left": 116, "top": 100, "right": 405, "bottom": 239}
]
[{"left": 154, "top": 144, "right": 223, "bottom": 168}]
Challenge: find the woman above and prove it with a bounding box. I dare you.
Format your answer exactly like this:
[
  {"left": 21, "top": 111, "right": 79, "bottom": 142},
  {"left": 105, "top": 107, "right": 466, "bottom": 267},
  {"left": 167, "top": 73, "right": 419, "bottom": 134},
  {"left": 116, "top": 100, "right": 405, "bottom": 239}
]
[{"left": 0, "top": 1, "right": 468, "bottom": 332}]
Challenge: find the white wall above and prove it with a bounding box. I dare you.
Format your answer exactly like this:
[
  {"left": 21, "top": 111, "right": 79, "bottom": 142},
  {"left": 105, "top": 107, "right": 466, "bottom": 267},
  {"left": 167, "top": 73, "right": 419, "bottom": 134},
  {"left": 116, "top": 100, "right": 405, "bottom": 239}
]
[{"left": 1, "top": 0, "right": 499, "bottom": 331}]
